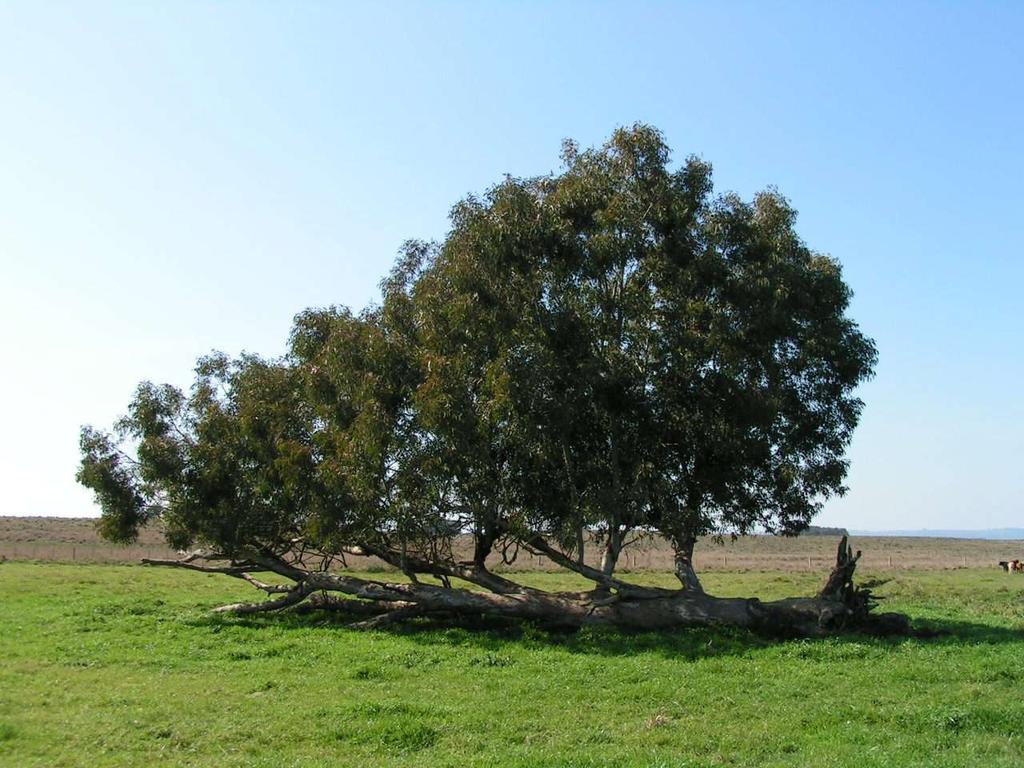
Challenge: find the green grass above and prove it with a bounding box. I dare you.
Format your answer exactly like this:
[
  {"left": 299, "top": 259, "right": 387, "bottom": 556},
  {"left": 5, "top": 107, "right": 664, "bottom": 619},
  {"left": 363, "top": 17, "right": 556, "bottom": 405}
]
[{"left": 1, "top": 563, "right": 1022, "bottom": 767}]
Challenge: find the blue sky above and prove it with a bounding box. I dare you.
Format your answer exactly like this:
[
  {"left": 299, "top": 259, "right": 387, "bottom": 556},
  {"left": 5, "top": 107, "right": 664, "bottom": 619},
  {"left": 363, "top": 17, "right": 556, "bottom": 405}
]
[{"left": 1, "top": 2, "right": 1021, "bottom": 530}]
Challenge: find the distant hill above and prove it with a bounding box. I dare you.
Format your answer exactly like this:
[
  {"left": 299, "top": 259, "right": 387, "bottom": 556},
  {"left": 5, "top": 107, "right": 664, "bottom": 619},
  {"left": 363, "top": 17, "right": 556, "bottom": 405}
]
[{"left": 851, "top": 528, "right": 1024, "bottom": 540}]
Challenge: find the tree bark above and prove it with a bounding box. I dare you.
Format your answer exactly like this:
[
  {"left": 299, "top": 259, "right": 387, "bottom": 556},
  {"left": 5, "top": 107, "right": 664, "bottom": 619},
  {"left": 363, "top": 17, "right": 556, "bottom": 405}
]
[
  {"left": 599, "top": 526, "right": 623, "bottom": 577},
  {"left": 670, "top": 534, "right": 703, "bottom": 593},
  {"left": 304, "top": 573, "right": 878, "bottom": 635},
  {"left": 144, "top": 536, "right": 909, "bottom": 637}
]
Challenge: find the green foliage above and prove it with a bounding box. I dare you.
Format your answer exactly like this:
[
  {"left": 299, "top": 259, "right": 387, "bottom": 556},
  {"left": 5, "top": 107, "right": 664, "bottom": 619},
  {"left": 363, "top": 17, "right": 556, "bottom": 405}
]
[
  {"left": 78, "top": 125, "right": 876, "bottom": 569},
  {"left": 2, "top": 564, "right": 1023, "bottom": 767},
  {"left": 80, "top": 357, "right": 314, "bottom": 555}
]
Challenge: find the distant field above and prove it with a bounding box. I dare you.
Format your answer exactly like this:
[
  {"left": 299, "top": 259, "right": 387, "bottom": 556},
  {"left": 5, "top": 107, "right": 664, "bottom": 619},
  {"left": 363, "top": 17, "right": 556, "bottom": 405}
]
[
  {"left": 2, "top": 516, "right": 1022, "bottom": 572},
  {"left": 0, "top": 517, "right": 174, "bottom": 563},
  {"left": 1, "top": 562, "right": 1023, "bottom": 767}
]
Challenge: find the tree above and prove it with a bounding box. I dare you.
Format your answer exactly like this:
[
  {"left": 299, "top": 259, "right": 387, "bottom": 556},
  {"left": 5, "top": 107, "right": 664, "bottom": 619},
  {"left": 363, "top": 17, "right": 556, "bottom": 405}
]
[{"left": 78, "top": 125, "right": 906, "bottom": 635}]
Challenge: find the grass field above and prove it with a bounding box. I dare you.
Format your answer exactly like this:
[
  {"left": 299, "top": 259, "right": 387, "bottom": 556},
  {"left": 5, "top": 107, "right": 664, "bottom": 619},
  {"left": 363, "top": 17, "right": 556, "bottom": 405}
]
[{"left": 2, "top": 563, "right": 1023, "bottom": 767}]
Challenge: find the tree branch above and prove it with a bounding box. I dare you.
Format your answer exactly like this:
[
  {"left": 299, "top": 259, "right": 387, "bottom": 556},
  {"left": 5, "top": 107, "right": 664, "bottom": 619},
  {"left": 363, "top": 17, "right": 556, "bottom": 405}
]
[
  {"left": 523, "top": 535, "right": 673, "bottom": 599},
  {"left": 212, "top": 581, "right": 315, "bottom": 615},
  {"left": 348, "top": 604, "right": 431, "bottom": 630},
  {"left": 140, "top": 557, "right": 258, "bottom": 575},
  {"left": 232, "top": 572, "right": 293, "bottom": 594},
  {"left": 236, "top": 548, "right": 309, "bottom": 582},
  {"left": 354, "top": 542, "right": 537, "bottom": 595}
]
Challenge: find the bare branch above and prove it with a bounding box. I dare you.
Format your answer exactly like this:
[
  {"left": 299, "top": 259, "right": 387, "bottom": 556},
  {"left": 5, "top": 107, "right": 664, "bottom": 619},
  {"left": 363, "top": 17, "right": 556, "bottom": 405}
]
[
  {"left": 299, "top": 594, "right": 416, "bottom": 616},
  {"left": 354, "top": 542, "right": 537, "bottom": 595},
  {"left": 524, "top": 535, "right": 672, "bottom": 599},
  {"left": 232, "top": 573, "right": 293, "bottom": 594},
  {"left": 236, "top": 548, "right": 309, "bottom": 582},
  {"left": 141, "top": 557, "right": 257, "bottom": 575},
  {"left": 212, "top": 582, "right": 315, "bottom": 615}
]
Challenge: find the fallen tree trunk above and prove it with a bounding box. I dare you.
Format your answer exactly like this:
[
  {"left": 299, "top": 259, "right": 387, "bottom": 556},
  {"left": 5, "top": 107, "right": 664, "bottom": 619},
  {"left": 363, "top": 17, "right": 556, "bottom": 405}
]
[{"left": 144, "top": 536, "right": 910, "bottom": 637}]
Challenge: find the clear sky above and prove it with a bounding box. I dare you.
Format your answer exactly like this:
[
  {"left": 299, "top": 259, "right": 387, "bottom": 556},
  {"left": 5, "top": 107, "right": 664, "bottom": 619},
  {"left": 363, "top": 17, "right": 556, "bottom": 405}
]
[{"left": 1, "top": 2, "right": 1021, "bottom": 530}]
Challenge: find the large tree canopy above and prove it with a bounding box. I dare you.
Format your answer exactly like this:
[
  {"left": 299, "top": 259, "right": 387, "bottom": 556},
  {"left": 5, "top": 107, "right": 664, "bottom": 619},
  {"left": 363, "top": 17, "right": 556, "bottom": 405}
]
[{"left": 78, "top": 125, "right": 898, "bottom": 635}]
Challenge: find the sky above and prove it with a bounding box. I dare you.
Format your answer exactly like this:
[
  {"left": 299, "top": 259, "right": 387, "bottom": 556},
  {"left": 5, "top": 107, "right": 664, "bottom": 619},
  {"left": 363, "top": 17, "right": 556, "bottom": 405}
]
[{"left": 0, "top": 2, "right": 1021, "bottom": 531}]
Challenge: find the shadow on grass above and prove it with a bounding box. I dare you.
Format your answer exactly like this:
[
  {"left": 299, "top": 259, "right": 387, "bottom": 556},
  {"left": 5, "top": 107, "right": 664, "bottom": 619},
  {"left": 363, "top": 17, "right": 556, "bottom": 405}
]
[
  {"left": 184, "top": 603, "right": 1024, "bottom": 663},
  {"left": 907, "top": 616, "right": 1024, "bottom": 644}
]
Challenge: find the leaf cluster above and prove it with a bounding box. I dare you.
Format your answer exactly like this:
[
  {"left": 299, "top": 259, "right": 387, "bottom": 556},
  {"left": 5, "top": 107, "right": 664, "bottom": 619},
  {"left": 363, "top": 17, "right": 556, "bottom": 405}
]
[{"left": 78, "top": 125, "right": 875, "bottom": 571}]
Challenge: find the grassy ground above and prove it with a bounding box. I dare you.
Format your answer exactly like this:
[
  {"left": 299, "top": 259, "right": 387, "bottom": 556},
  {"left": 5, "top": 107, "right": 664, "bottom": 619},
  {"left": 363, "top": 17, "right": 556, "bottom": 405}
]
[{"left": 1, "top": 563, "right": 1022, "bottom": 767}]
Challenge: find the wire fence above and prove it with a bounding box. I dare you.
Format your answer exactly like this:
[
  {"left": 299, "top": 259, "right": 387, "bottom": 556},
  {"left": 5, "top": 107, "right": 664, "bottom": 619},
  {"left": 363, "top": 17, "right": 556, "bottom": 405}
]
[
  {"left": 0, "top": 542, "right": 178, "bottom": 563},
  {"left": 503, "top": 551, "right": 998, "bottom": 572},
  {"left": 0, "top": 540, "right": 1016, "bottom": 572}
]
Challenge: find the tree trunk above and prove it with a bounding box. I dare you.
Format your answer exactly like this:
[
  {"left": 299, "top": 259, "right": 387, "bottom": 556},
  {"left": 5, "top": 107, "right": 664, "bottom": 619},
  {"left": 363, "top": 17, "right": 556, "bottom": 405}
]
[
  {"left": 670, "top": 534, "right": 703, "bottom": 593},
  {"left": 600, "top": 527, "right": 622, "bottom": 576},
  {"left": 303, "top": 573, "right": 896, "bottom": 635},
  {"left": 143, "top": 535, "right": 910, "bottom": 637}
]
